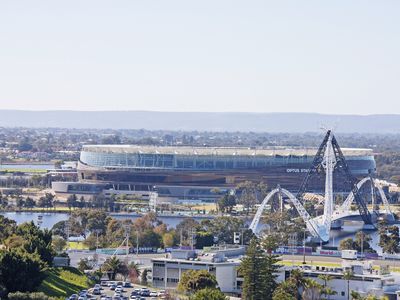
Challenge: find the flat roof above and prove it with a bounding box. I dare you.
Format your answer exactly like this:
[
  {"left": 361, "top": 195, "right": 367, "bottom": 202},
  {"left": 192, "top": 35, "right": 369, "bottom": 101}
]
[
  {"left": 82, "top": 145, "right": 373, "bottom": 157},
  {"left": 151, "top": 257, "right": 240, "bottom": 266}
]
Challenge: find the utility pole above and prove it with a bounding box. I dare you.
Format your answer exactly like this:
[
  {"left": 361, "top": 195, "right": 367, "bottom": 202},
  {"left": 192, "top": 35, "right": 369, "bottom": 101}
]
[
  {"left": 136, "top": 231, "right": 139, "bottom": 257},
  {"left": 302, "top": 227, "right": 306, "bottom": 264},
  {"left": 123, "top": 224, "right": 131, "bottom": 258}
]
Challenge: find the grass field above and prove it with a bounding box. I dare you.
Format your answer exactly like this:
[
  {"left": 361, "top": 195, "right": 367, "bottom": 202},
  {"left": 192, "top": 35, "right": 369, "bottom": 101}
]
[
  {"left": 280, "top": 260, "right": 341, "bottom": 267},
  {"left": 38, "top": 267, "right": 93, "bottom": 299},
  {"left": 68, "top": 241, "right": 89, "bottom": 250},
  {"left": 190, "top": 203, "right": 217, "bottom": 212}
]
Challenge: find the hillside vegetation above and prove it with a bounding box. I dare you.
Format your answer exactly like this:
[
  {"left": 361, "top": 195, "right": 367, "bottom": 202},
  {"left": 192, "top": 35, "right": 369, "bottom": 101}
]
[{"left": 38, "top": 267, "right": 93, "bottom": 300}]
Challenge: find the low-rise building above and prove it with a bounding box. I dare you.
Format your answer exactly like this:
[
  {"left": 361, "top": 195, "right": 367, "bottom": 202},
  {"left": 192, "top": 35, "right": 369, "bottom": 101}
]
[
  {"left": 151, "top": 248, "right": 243, "bottom": 294},
  {"left": 281, "top": 262, "right": 400, "bottom": 300}
]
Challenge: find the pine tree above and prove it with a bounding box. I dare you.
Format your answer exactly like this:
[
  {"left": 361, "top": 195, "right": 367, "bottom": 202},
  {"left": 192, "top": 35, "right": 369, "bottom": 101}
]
[{"left": 239, "top": 237, "right": 280, "bottom": 300}]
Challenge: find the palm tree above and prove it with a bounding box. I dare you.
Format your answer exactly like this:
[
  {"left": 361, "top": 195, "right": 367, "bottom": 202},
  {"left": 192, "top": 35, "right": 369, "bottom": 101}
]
[
  {"left": 302, "top": 278, "right": 322, "bottom": 300},
  {"left": 289, "top": 269, "right": 307, "bottom": 299},
  {"left": 350, "top": 290, "right": 362, "bottom": 300},
  {"left": 318, "top": 274, "right": 336, "bottom": 300},
  {"left": 103, "top": 256, "right": 124, "bottom": 280},
  {"left": 128, "top": 262, "right": 141, "bottom": 283},
  {"left": 343, "top": 270, "right": 353, "bottom": 300}
]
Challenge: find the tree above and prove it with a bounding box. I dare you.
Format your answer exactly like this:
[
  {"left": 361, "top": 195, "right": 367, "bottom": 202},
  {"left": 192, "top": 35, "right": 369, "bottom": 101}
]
[
  {"left": 24, "top": 197, "right": 35, "bottom": 209},
  {"left": 17, "top": 222, "right": 55, "bottom": 265},
  {"left": 141, "top": 269, "right": 149, "bottom": 285},
  {"left": 0, "top": 215, "right": 16, "bottom": 243},
  {"left": 302, "top": 279, "right": 322, "bottom": 300},
  {"left": 318, "top": 274, "right": 336, "bottom": 300},
  {"left": 51, "top": 221, "right": 67, "bottom": 239},
  {"left": 201, "top": 216, "right": 254, "bottom": 245},
  {"left": 67, "top": 194, "right": 78, "bottom": 209},
  {"left": 217, "top": 194, "right": 236, "bottom": 213},
  {"left": 52, "top": 235, "right": 67, "bottom": 253},
  {"left": 350, "top": 290, "right": 363, "bottom": 300},
  {"left": 289, "top": 269, "right": 307, "bottom": 300},
  {"left": 236, "top": 181, "right": 257, "bottom": 214},
  {"left": 128, "top": 262, "right": 141, "bottom": 283},
  {"left": 0, "top": 250, "right": 45, "bottom": 294},
  {"left": 78, "top": 258, "right": 93, "bottom": 272},
  {"left": 102, "top": 256, "right": 124, "bottom": 280},
  {"left": 175, "top": 218, "right": 200, "bottom": 246},
  {"left": 195, "top": 231, "right": 214, "bottom": 249},
  {"left": 343, "top": 270, "right": 353, "bottom": 300},
  {"left": 162, "top": 233, "right": 174, "bottom": 248},
  {"left": 339, "top": 238, "right": 355, "bottom": 251},
  {"left": 8, "top": 292, "right": 57, "bottom": 300},
  {"left": 354, "top": 232, "right": 374, "bottom": 253},
  {"left": 190, "top": 288, "right": 227, "bottom": 300},
  {"left": 37, "top": 193, "right": 54, "bottom": 209},
  {"left": 177, "top": 270, "right": 218, "bottom": 294},
  {"left": 239, "top": 238, "right": 280, "bottom": 300},
  {"left": 272, "top": 280, "right": 297, "bottom": 300},
  {"left": 379, "top": 225, "right": 400, "bottom": 254}
]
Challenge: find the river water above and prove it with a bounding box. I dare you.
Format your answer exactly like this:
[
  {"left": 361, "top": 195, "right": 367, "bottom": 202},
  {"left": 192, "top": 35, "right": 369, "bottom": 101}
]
[
  {"left": 0, "top": 164, "right": 54, "bottom": 170},
  {"left": 0, "top": 212, "right": 213, "bottom": 230}
]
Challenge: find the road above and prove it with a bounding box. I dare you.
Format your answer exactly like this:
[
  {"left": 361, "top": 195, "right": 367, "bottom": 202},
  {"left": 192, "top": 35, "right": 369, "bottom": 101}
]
[{"left": 68, "top": 251, "right": 167, "bottom": 269}]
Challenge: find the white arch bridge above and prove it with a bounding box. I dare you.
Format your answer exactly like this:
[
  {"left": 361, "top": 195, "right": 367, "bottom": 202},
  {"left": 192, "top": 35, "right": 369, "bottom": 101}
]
[
  {"left": 249, "top": 132, "right": 395, "bottom": 243},
  {"left": 249, "top": 177, "right": 394, "bottom": 242}
]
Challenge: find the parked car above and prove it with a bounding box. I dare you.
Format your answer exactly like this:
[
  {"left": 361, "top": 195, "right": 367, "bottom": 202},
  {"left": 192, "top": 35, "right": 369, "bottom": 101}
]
[{"left": 149, "top": 291, "right": 158, "bottom": 297}]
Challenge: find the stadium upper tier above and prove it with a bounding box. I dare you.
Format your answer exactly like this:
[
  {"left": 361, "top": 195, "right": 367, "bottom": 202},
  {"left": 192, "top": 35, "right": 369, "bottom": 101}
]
[{"left": 79, "top": 145, "right": 375, "bottom": 173}]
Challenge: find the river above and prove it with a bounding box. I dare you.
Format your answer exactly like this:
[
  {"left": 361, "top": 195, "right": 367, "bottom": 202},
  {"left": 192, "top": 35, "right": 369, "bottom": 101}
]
[{"left": 0, "top": 164, "right": 54, "bottom": 170}]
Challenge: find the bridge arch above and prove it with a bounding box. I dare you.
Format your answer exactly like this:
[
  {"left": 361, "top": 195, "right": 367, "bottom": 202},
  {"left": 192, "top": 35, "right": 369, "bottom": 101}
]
[
  {"left": 249, "top": 187, "right": 322, "bottom": 240},
  {"left": 340, "top": 177, "right": 393, "bottom": 220}
]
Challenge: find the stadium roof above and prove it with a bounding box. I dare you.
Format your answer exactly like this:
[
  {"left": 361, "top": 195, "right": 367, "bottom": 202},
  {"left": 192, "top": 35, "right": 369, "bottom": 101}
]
[{"left": 82, "top": 145, "right": 373, "bottom": 157}]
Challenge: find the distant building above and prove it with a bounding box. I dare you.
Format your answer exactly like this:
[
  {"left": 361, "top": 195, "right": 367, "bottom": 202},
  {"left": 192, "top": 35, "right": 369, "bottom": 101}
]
[{"left": 66, "top": 144, "right": 376, "bottom": 202}]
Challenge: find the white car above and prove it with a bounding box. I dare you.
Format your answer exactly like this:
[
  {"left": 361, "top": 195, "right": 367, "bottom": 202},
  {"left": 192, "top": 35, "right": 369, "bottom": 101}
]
[{"left": 149, "top": 291, "right": 158, "bottom": 297}]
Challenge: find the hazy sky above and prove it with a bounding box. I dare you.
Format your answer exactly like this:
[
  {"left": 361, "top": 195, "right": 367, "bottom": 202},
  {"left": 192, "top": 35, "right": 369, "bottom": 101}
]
[{"left": 0, "top": 1, "right": 399, "bottom": 114}]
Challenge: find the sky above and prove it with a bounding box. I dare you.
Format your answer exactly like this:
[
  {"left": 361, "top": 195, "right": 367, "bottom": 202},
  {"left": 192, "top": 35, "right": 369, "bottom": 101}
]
[{"left": 0, "top": 1, "right": 399, "bottom": 114}]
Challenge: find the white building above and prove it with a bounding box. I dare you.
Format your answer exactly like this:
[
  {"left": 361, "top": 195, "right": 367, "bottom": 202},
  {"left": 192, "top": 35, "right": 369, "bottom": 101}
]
[
  {"left": 280, "top": 262, "right": 400, "bottom": 300},
  {"left": 151, "top": 248, "right": 243, "bottom": 294}
]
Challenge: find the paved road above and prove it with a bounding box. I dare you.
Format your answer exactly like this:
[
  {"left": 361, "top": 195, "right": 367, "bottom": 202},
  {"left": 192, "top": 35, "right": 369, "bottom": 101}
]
[{"left": 68, "top": 251, "right": 167, "bottom": 269}]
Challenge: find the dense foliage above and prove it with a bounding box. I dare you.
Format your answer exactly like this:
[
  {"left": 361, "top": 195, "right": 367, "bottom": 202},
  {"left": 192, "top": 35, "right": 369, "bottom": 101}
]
[
  {"left": 239, "top": 238, "right": 280, "bottom": 300},
  {"left": 177, "top": 270, "right": 218, "bottom": 294}
]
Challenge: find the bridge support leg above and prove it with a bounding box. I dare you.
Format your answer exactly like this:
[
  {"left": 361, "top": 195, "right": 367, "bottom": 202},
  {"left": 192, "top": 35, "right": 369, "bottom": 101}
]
[{"left": 330, "top": 219, "right": 343, "bottom": 229}]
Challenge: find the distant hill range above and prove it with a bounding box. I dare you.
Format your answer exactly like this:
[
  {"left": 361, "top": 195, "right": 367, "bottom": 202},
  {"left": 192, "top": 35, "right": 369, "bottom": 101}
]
[{"left": 0, "top": 110, "right": 400, "bottom": 133}]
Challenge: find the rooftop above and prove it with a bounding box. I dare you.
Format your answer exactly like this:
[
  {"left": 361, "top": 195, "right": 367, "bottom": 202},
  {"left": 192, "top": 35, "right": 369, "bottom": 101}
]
[{"left": 82, "top": 145, "right": 373, "bottom": 157}]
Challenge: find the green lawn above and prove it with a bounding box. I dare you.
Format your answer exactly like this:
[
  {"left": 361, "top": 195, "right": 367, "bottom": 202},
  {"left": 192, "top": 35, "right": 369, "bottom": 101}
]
[
  {"left": 68, "top": 241, "right": 89, "bottom": 250},
  {"left": 38, "top": 267, "right": 93, "bottom": 299},
  {"left": 280, "top": 260, "right": 341, "bottom": 267}
]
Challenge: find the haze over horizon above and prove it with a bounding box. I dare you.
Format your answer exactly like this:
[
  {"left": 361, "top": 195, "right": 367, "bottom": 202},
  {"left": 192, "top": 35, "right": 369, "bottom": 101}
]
[{"left": 1, "top": 1, "right": 400, "bottom": 114}]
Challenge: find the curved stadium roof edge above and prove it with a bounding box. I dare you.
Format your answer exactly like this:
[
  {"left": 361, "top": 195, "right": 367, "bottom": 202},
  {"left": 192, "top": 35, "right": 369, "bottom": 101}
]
[{"left": 81, "top": 145, "right": 373, "bottom": 157}]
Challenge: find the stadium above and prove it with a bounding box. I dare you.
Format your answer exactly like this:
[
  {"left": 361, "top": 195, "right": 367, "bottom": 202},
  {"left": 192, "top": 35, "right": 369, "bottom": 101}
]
[{"left": 58, "top": 144, "right": 377, "bottom": 202}]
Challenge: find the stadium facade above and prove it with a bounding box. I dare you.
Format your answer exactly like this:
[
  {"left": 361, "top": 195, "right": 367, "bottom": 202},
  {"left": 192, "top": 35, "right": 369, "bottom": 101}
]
[{"left": 60, "top": 144, "right": 377, "bottom": 202}]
